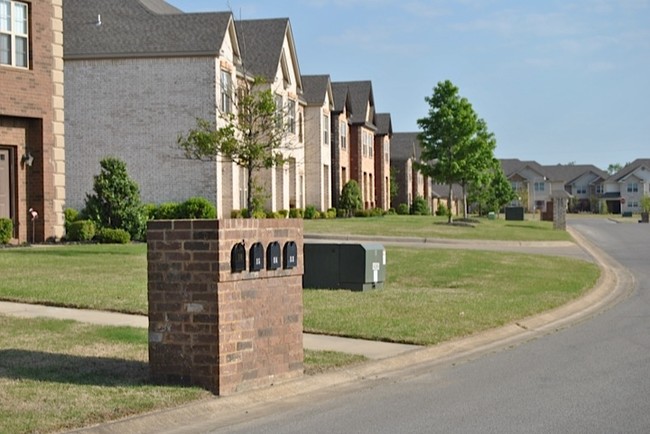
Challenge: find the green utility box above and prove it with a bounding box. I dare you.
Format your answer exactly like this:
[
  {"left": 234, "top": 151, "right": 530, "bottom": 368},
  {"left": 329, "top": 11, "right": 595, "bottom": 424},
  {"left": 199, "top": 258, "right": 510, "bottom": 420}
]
[{"left": 303, "top": 242, "right": 386, "bottom": 291}]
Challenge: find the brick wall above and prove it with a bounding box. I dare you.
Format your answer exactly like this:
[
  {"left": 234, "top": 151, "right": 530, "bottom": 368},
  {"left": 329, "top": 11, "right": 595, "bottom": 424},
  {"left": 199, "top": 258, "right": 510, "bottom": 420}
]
[{"left": 147, "top": 219, "right": 304, "bottom": 395}]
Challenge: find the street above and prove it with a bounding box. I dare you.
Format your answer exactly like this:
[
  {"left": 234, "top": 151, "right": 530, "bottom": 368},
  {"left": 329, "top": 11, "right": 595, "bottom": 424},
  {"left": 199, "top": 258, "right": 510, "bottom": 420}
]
[{"left": 205, "top": 218, "right": 650, "bottom": 433}]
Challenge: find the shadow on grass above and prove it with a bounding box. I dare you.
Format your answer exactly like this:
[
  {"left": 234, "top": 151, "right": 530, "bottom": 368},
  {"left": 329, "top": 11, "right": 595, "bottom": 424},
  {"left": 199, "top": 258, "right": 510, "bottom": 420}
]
[
  {"left": 504, "top": 224, "right": 547, "bottom": 231},
  {"left": 0, "top": 349, "right": 149, "bottom": 386}
]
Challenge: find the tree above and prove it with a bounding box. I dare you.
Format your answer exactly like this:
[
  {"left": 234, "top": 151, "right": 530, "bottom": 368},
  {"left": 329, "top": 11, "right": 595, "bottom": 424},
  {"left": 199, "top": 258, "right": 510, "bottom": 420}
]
[
  {"left": 415, "top": 80, "right": 496, "bottom": 223},
  {"left": 177, "top": 76, "right": 291, "bottom": 214},
  {"left": 338, "top": 180, "right": 362, "bottom": 217},
  {"left": 607, "top": 163, "right": 622, "bottom": 175},
  {"left": 82, "top": 157, "right": 146, "bottom": 240}
]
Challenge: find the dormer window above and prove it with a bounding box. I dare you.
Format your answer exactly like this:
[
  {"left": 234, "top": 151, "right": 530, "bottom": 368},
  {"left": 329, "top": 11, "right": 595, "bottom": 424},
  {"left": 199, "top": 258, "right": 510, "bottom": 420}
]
[{"left": 0, "top": 0, "right": 29, "bottom": 68}]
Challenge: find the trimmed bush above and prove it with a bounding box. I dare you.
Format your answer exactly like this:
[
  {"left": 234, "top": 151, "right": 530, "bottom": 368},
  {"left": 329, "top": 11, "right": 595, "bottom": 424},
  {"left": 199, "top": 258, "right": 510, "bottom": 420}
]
[
  {"left": 339, "top": 180, "right": 362, "bottom": 217},
  {"left": 326, "top": 208, "right": 337, "bottom": 219},
  {"left": 436, "top": 202, "right": 449, "bottom": 217},
  {"left": 96, "top": 227, "right": 131, "bottom": 244},
  {"left": 64, "top": 208, "right": 79, "bottom": 232},
  {"left": 304, "top": 205, "right": 319, "bottom": 219},
  {"left": 66, "top": 220, "right": 96, "bottom": 242},
  {"left": 278, "top": 209, "right": 289, "bottom": 218},
  {"left": 231, "top": 209, "right": 244, "bottom": 218},
  {"left": 251, "top": 209, "right": 266, "bottom": 219},
  {"left": 289, "top": 208, "right": 304, "bottom": 218},
  {"left": 411, "top": 195, "right": 430, "bottom": 215},
  {"left": 155, "top": 202, "right": 181, "bottom": 220},
  {"left": 0, "top": 218, "right": 13, "bottom": 244},
  {"left": 396, "top": 203, "right": 410, "bottom": 215},
  {"left": 178, "top": 197, "right": 216, "bottom": 219}
]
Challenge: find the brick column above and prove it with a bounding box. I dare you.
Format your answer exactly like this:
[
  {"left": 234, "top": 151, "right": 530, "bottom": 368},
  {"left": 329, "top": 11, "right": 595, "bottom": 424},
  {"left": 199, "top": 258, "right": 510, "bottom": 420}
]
[{"left": 147, "top": 219, "right": 303, "bottom": 395}]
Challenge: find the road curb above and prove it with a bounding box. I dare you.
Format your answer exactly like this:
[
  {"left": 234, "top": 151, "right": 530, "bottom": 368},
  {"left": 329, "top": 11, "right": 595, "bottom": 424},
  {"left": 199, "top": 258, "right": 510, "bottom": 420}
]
[{"left": 67, "top": 226, "right": 634, "bottom": 434}]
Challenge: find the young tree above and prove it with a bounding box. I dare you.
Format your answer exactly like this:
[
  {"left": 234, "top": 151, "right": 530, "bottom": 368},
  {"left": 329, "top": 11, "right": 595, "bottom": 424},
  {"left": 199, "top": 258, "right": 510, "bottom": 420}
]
[
  {"left": 470, "top": 159, "right": 516, "bottom": 216},
  {"left": 338, "top": 180, "right": 362, "bottom": 217},
  {"left": 607, "top": 163, "right": 622, "bottom": 175},
  {"left": 416, "top": 80, "right": 496, "bottom": 223},
  {"left": 82, "top": 157, "right": 146, "bottom": 240},
  {"left": 177, "top": 76, "right": 291, "bottom": 214}
]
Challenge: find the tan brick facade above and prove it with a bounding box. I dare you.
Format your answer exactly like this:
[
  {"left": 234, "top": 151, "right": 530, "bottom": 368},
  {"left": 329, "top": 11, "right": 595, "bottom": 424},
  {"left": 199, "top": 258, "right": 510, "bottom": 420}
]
[
  {"left": 147, "top": 219, "right": 304, "bottom": 395},
  {"left": 0, "top": 0, "right": 64, "bottom": 242}
]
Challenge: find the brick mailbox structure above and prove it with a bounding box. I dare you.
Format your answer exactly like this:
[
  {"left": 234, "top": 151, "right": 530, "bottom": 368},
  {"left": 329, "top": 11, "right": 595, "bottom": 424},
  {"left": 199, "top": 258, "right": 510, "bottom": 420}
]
[{"left": 147, "top": 219, "right": 304, "bottom": 395}]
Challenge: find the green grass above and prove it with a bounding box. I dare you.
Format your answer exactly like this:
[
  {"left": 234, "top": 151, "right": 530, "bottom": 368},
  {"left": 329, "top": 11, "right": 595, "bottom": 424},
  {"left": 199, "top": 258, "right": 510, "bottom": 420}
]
[
  {"left": 304, "top": 247, "right": 599, "bottom": 345},
  {"left": 303, "top": 214, "right": 572, "bottom": 241},
  {"left": 0, "top": 244, "right": 148, "bottom": 314},
  {"left": 0, "top": 316, "right": 210, "bottom": 434}
]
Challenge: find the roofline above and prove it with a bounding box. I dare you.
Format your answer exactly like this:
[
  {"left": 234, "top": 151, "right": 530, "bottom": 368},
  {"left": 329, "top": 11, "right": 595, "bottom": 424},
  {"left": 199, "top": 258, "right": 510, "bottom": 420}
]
[{"left": 64, "top": 51, "right": 222, "bottom": 61}]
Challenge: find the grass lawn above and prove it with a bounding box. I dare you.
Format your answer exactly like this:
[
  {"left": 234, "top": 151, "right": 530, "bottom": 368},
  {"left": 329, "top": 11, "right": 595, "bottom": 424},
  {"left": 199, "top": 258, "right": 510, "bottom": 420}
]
[{"left": 303, "top": 214, "right": 573, "bottom": 241}]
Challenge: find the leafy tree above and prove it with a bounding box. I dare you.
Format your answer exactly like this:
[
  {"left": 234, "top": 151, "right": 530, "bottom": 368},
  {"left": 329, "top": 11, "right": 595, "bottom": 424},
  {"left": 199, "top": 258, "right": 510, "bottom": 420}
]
[
  {"left": 82, "top": 157, "right": 146, "bottom": 240},
  {"left": 389, "top": 171, "right": 399, "bottom": 204},
  {"left": 177, "top": 76, "right": 291, "bottom": 214},
  {"left": 607, "top": 163, "right": 622, "bottom": 175},
  {"left": 338, "top": 180, "right": 362, "bottom": 217},
  {"left": 470, "top": 159, "right": 516, "bottom": 216},
  {"left": 415, "top": 80, "right": 496, "bottom": 223}
]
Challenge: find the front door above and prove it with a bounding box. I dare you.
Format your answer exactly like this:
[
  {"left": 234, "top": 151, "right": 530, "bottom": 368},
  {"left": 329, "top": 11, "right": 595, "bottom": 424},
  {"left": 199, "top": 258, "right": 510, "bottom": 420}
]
[{"left": 0, "top": 148, "right": 11, "bottom": 219}]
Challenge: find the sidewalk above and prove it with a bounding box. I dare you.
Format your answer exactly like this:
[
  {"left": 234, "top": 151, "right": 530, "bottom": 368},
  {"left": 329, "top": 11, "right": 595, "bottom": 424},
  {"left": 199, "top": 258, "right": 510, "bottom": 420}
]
[{"left": 0, "top": 300, "right": 420, "bottom": 360}]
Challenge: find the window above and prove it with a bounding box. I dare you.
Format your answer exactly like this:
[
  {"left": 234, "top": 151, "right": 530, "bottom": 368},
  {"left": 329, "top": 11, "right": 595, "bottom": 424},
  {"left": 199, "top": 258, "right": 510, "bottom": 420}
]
[
  {"left": 287, "top": 99, "right": 296, "bottom": 134},
  {"left": 534, "top": 182, "right": 545, "bottom": 192},
  {"left": 340, "top": 120, "right": 347, "bottom": 150},
  {"left": 576, "top": 185, "right": 587, "bottom": 195},
  {"left": 322, "top": 113, "right": 329, "bottom": 145},
  {"left": 595, "top": 184, "right": 603, "bottom": 194},
  {"left": 274, "top": 94, "right": 283, "bottom": 128},
  {"left": 298, "top": 113, "right": 303, "bottom": 142},
  {"left": 220, "top": 70, "right": 232, "bottom": 114},
  {"left": 627, "top": 182, "right": 638, "bottom": 193},
  {"left": 0, "top": 0, "right": 28, "bottom": 68}
]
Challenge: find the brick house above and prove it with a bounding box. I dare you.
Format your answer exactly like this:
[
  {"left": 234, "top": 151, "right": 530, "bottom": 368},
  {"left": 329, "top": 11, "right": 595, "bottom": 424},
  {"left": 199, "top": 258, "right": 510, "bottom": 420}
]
[
  {"left": 64, "top": 0, "right": 241, "bottom": 218},
  {"left": 1, "top": 0, "right": 65, "bottom": 243},
  {"left": 301, "top": 74, "right": 333, "bottom": 211},
  {"left": 235, "top": 18, "right": 305, "bottom": 213},
  {"left": 332, "top": 81, "right": 377, "bottom": 209},
  {"left": 329, "top": 82, "right": 352, "bottom": 208},
  {"left": 374, "top": 113, "right": 392, "bottom": 210},
  {"left": 390, "top": 132, "right": 431, "bottom": 211}
]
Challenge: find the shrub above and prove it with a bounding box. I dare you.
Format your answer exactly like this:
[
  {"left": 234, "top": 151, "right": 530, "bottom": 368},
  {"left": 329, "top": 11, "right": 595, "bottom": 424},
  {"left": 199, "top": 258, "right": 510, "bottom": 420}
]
[
  {"left": 304, "top": 205, "right": 319, "bottom": 219},
  {"left": 251, "top": 209, "right": 266, "bottom": 219},
  {"left": 387, "top": 208, "right": 396, "bottom": 215},
  {"left": 231, "top": 209, "right": 244, "bottom": 218},
  {"left": 396, "top": 203, "right": 410, "bottom": 215},
  {"left": 142, "top": 203, "right": 157, "bottom": 220},
  {"left": 436, "top": 202, "right": 449, "bottom": 217},
  {"left": 82, "top": 157, "right": 146, "bottom": 241},
  {"left": 289, "top": 208, "right": 304, "bottom": 218},
  {"left": 96, "top": 227, "right": 131, "bottom": 244},
  {"left": 354, "top": 209, "right": 372, "bottom": 217},
  {"left": 278, "top": 209, "right": 289, "bottom": 218},
  {"left": 178, "top": 197, "right": 216, "bottom": 219},
  {"left": 411, "top": 195, "right": 430, "bottom": 215},
  {"left": 0, "top": 218, "right": 13, "bottom": 244},
  {"left": 64, "top": 208, "right": 79, "bottom": 232},
  {"left": 339, "top": 180, "right": 362, "bottom": 217},
  {"left": 265, "top": 210, "right": 283, "bottom": 219},
  {"left": 66, "top": 220, "right": 96, "bottom": 242},
  {"left": 154, "top": 202, "right": 181, "bottom": 220},
  {"left": 326, "top": 208, "right": 337, "bottom": 219},
  {"left": 371, "top": 207, "right": 385, "bottom": 217}
]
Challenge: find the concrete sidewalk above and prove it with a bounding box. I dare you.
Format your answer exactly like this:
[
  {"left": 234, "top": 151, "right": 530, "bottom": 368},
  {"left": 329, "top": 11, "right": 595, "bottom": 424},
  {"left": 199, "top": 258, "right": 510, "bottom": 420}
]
[{"left": 0, "top": 301, "right": 420, "bottom": 360}]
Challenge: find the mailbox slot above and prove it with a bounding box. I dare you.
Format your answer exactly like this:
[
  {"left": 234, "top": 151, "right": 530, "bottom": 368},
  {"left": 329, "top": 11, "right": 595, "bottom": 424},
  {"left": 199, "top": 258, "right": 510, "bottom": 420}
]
[
  {"left": 231, "top": 242, "right": 246, "bottom": 273},
  {"left": 266, "top": 241, "right": 281, "bottom": 270},
  {"left": 283, "top": 241, "right": 298, "bottom": 269},
  {"left": 249, "top": 242, "right": 264, "bottom": 272}
]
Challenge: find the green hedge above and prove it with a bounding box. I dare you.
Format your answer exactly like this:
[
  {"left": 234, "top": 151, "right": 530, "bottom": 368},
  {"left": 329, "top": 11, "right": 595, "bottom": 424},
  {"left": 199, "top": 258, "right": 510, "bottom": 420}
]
[
  {"left": 0, "top": 218, "right": 13, "bottom": 244},
  {"left": 96, "top": 228, "right": 131, "bottom": 244},
  {"left": 66, "top": 220, "right": 96, "bottom": 242}
]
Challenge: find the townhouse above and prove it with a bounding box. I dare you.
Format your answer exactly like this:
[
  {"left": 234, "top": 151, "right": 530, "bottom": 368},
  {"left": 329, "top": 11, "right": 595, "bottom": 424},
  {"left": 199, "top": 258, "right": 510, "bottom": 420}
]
[
  {"left": 1, "top": 0, "right": 65, "bottom": 243},
  {"left": 374, "top": 113, "right": 392, "bottom": 210},
  {"left": 329, "top": 83, "right": 352, "bottom": 209},
  {"left": 602, "top": 159, "right": 650, "bottom": 214}
]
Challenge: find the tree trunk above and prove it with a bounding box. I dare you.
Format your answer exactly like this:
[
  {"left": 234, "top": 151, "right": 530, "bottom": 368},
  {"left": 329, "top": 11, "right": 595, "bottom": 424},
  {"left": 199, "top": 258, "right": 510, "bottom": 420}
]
[
  {"left": 447, "top": 183, "right": 453, "bottom": 224},
  {"left": 461, "top": 182, "right": 468, "bottom": 220},
  {"left": 246, "top": 164, "right": 254, "bottom": 217}
]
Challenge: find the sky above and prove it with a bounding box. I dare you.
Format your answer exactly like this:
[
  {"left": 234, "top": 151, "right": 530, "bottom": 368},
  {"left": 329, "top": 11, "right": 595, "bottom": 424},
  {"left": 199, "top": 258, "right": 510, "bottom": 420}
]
[{"left": 167, "top": 0, "right": 650, "bottom": 171}]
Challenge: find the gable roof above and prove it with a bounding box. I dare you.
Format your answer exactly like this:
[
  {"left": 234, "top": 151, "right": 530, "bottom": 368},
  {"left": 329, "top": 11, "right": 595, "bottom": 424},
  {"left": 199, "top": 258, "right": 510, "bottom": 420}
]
[
  {"left": 500, "top": 158, "right": 547, "bottom": 179},
  {"left": 301, "top": 75, "right": 332, "bottom": 107},
  {"left": 331, "top": 82, "right": 352, "bottom": 115},
  {"left": 375, "top": 113, "right": 392, "bottom": 137},
  {"left": 332, "top": 81, "right": 376, "bottom": 129},
  {"left": 542, "top": 164, "right": 607, "bottom": 185},
  {"left": 236, "top": 18, "right": 303, "bottom": 92},
  {"left": 63, "top": 0, "right": 237, "bottom": 60},
  {"left": 391, "top": 132, "right": 420, "bottom": 161},
  {"left": 606, "top": 158, "right": 650, "bottom": 182}
]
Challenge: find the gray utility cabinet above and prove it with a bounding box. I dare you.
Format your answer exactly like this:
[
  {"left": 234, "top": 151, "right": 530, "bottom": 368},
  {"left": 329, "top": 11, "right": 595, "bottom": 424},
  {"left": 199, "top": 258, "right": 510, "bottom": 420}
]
[{"left": 303, "top": 242, "right": 386, "bottom": 291}]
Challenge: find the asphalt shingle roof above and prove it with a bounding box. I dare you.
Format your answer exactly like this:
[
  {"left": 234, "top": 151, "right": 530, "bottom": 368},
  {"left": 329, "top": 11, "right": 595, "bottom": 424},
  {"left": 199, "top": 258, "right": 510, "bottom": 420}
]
[
  {"left": 607, "top": 158, "right": 650, "bottom": 182},
  {"left": 301, "top": 75, "right": 331, "bottom": 106},
  {"left": 332, "top": 81, "right": 375, "bottom": 128},
  {"left": 331, "top": 82, "right": 351, "bottom": 114},
  {"left": 63, "top": 0, "right": 233, "bottom": 59},
  {"left": 375, "top": 113, "right": 392, "bottom": 136},
  {"left": 236, "top": 18, "right": 291, "bottom": 80},
  {"left": 391, "top": 132, "right": 420, "bottom": 161}
]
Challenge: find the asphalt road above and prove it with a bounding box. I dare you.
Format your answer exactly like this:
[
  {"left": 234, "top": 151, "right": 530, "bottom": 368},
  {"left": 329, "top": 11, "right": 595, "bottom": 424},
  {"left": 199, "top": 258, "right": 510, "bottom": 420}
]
[{"left": 205, "top": 218, "right": 650, "bottom": 433}]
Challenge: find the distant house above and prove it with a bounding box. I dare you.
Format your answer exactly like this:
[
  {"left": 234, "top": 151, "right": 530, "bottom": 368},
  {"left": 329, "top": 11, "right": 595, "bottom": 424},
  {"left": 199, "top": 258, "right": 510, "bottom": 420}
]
[
  {"left": 543, "top": 164, "right": 607, "bottom": 212},
  {"left": 602, "top": 159, "right": 650, "bottom": 214},
  {"left": 374, "top": 113, "right": 392, "bottom": 211},
  {"left": 333, "top": 81, "right": 377, "bottom": 209},
  {"left": 1, "top": 0, "right": 65, "bottom": 242},
  {"left": 390, "top": 132, "right": 436, "bottom": 212},
  {"left": 302, "top": 74, "right": 333, "bottom": 211},
  {"left": 500, "top": 159, "right": 550, "bottom": 212},
  {"left": 235, "top": 18, "right": 305, "bottom": 212},
  {"left": 330, "top": 83, "right": 353, "bottom": 207},
  {"left": 64, "top": 0, "right": 241, "bottom": 218}
]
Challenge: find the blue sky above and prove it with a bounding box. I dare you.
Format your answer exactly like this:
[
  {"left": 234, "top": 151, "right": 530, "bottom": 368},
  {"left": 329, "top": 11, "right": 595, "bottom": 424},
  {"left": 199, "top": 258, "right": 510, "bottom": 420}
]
[{"left": 167, "top": 0, "right": 649, "bottom": 170}]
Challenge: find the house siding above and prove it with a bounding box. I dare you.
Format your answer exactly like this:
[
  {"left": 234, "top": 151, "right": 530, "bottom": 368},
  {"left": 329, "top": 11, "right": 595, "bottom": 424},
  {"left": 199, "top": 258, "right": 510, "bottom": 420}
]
[
  {"left": 65, "top": 57, "right": 223, "bottom": 214},
  {"left": 304, "top": 102, "right": 331, "bottom": 211}
]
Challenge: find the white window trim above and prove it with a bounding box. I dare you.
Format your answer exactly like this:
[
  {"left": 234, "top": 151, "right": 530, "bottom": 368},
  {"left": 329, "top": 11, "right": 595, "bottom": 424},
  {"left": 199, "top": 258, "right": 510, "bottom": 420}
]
[{"left": 0, "top": 0, "right": 28, "bottom": 68}]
